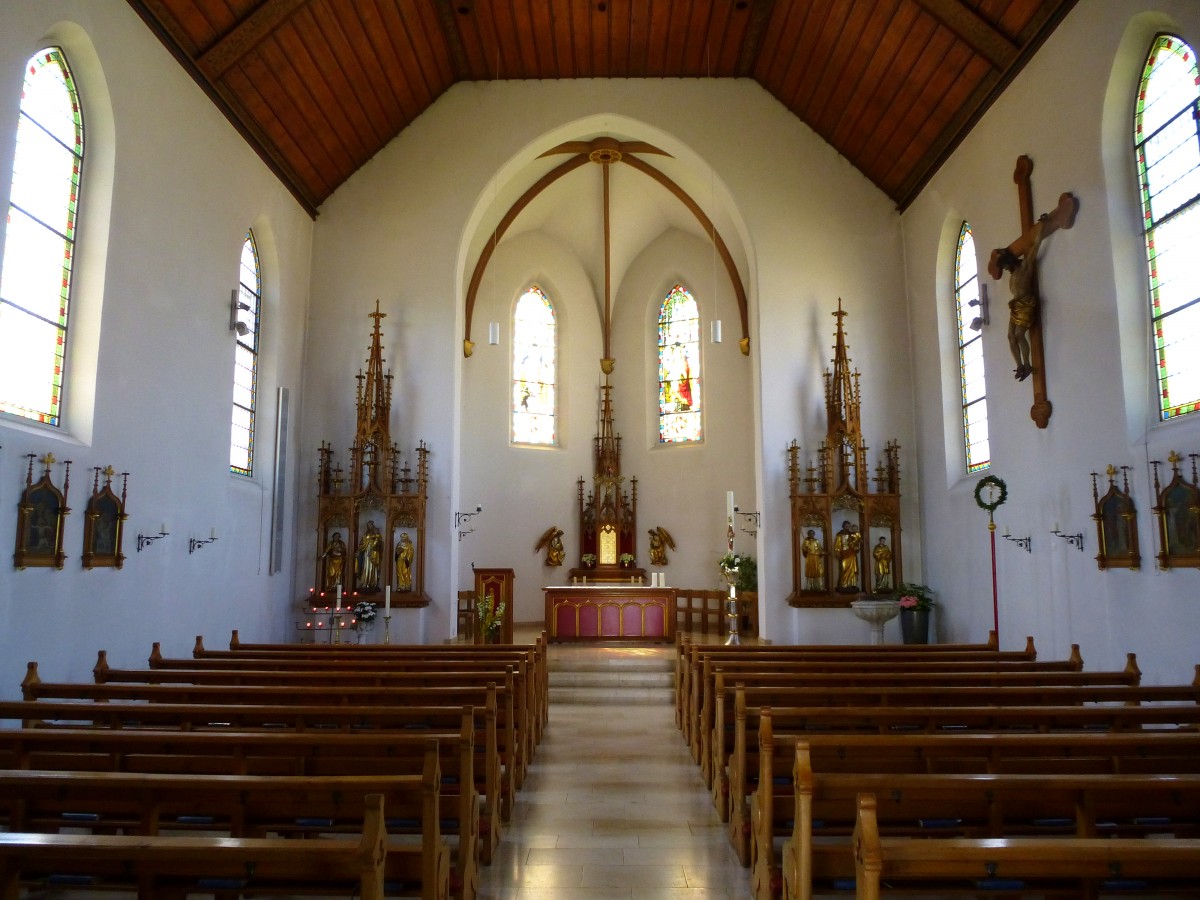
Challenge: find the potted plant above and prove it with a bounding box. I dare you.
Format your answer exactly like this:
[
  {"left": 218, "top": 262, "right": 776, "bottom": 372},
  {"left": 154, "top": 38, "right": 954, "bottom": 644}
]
[
  {"left": 895, "top": 582, "right": 934, "bottom": 644},
  {"left": 619, "top": 553, "right": 636, "bottom": 568},
  {"left": 351, "top": 600, "right": 377, "bottom": 643},
  {"left": 581, "top": 553, "right": 596, "bottom": 568}
]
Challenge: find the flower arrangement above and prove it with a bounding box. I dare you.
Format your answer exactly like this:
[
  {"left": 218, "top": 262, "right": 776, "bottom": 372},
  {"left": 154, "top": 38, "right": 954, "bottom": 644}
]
[
  {"left": 352, "top": 600, "right": 377, "bottom": 629},
  {"left": 719, "top": 552, "right": 758, "bottom": 592},
  {"left": 619, "top": 553, "right": 636, "bottom": 566},
  {"left": 895, "top": 583, "right": 935, "bottom": 612},
  {"left": 477, "top": 591, "right": 506, "bottom": 640},
  {"left": 581, "top": 553, "right": 596, "bottom": 567}
]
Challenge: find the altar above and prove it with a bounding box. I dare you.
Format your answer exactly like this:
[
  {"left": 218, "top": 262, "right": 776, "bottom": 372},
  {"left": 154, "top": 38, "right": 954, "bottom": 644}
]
[{"left": 544, "top": 585, "right": 676, "bottom": 642}]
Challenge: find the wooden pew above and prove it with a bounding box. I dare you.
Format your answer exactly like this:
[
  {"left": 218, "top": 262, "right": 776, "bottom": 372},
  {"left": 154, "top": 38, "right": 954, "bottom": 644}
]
[
  {"left": 704, "top": 656, "right": 1145, "bottom": 801},
  {"left": 851, "top": 792, "right": 1200, "bottom": 900},
  {"left": 690, "top": 643, "right": 1077, "bottom": 765},
  {"left": 0, "top": 791, "right": 395, "bottom": 900},
  {"left": 1, "top": 692, "right": 516, "bottom": 826},
  {"left": 0, "top": 713, "right": 495, "bottom": 875},
  {"left": 25, "top": 662, "right": 525, "bottom": 803},
  {"left": 752, "top": 728, "right": 1200, "bottom": 899},
  {"left": 722, "top": 685, "right": 1200, "bottom": 864},
  {"left": 716, "top": 664, "right": 1191, "bottom": 813},
  {"left": 209, "top": 629, "right": 549, "bottom": 741},
  {"left": 674, "top": 631, "right": 1023, "bottom": 733}
]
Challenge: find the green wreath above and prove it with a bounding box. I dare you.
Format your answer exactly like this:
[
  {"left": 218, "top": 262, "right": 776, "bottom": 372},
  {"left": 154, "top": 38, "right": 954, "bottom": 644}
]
[{"left": 974, "top": 474, "right": 1008, "bottom": 512}]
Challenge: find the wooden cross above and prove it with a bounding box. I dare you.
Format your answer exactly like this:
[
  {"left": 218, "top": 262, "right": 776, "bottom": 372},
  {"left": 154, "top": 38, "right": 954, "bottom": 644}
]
[{"left": 988, "top": 155, "right": 1078, "bottom": 429}]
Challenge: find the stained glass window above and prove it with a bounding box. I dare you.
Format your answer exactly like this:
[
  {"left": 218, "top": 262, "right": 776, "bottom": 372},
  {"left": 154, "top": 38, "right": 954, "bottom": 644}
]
[
  {"left": 230, "top": 231, "right": 260, "bottom": 475},
  {"left": 0, "top": 48, "right": 83, "bottom": 426},
  {"left": 512, "top": 285, "right": 556, "bottom": 445},
  {"left": 1136, "top": 34, "right": 1200, "bottom": 420},
  {"left": 658, "top": 283, "right": 702, "bottom": 443},
  {"left": 955, "top": 223, "right": 990, "bottom": 472}
]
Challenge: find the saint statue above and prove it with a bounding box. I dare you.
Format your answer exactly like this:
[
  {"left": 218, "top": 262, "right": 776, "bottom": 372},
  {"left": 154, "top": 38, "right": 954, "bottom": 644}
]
[
  {"left": 833, "top": 520, "right": 861, "bottom": 591},
  {"left": 395, "top": 532, "right": 414, "bottom": 592},
  {"left": 321, "top": 531, "right": 346, "bottom": 591},
  {"left": 872, "top": 536, "right": 892, "bottom": 591},
  {"left": 356, "top": 520, "right": 382, "bottom": 591},
  {"left": 801, "top": 529, "right": 824, "bottom": 591}
]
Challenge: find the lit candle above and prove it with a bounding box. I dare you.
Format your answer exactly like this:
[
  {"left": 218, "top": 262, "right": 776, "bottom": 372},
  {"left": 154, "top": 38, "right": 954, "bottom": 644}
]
[
  {"left": 385, "top": 585, "right": 391, "bottom": 614},
  {"left": 336, "top": 583, "right": 342, "bottom": 610}
]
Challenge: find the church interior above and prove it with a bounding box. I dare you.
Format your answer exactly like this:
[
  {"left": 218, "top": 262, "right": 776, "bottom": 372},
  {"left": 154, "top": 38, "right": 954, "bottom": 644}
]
[
  {"left": 3, "top": 0, "right": 1197, "bottom": 686},
  {"left": 3, "top": 1, "right": 1200, "bottom": 896}
]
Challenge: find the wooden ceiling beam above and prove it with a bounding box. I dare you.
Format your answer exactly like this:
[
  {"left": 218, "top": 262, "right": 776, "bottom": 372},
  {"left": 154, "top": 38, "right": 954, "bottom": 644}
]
[
  {"left": 736, "top": 0, "right": 776, "bottom": 78},
  {"left": 909, "top": 0, "right": 1018, "bottom": 70},
  {"left": 433, "top": 0, "right": 472, "bottom": 81},
  {"left": 197, "top": 0, "right": 312, "bottom": 80}
]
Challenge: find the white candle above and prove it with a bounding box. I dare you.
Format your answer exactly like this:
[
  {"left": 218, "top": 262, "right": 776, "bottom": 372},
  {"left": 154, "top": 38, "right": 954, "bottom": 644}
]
[
  {"left": 210, "top": 527, "right": 217, "bottom": 540},
  {"left": 336, "top": 583, "right": 342, "bottom": 610},
  {"left": 160, "top": 523, "right": 167, "bottom": 535},
  {"left": 726, "top": 491, "right": 734, "bottom": 522},
  {"left": 385, "top": 585, "right": 391, "bottom": 614}
]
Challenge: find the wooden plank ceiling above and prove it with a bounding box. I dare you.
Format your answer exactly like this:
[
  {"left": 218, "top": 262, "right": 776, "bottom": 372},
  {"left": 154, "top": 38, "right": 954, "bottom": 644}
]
[{"left": 127, "top": 0, "right": 1077, "bottom": 216}]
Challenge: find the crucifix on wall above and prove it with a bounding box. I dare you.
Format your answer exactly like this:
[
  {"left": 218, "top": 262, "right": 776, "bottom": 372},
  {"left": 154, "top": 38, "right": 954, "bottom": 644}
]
[{"left": 988, "top": 155, "right": 1078, "bottom": 429}]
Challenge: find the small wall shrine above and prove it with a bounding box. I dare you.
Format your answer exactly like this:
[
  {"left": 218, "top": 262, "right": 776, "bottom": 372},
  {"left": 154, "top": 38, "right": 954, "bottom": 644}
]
[
  {"left": 314, "top": 303, "right": 430, "bottom": 607},
  {"left": 787, "top": 300, "right": 903, "bottom": 607},
  {"left": 569, "top": 379, "right": 644, "bottom": 583}
]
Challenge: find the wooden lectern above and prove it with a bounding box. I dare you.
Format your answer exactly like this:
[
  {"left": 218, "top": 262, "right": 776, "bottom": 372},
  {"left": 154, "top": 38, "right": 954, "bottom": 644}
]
[{"left": 473, "top": 567, "right": 514, "bottom": 644}]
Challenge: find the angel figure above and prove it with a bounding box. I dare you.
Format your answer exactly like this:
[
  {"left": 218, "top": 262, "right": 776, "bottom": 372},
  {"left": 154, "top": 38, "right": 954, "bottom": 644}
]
[
  {"left": 647, "top": 526, "right": 676, "bottom": 566},
  {"left": 534, "top": 526, "right": 565, "bottom": 567}
]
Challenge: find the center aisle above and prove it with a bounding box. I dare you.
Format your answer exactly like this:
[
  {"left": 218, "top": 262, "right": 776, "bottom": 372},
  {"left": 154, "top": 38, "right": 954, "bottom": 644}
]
[{"left": 476, "top": 643, "right": 746, "bottom": 900}]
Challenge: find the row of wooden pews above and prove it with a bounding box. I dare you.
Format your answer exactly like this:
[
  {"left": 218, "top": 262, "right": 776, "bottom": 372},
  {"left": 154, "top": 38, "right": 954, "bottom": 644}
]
[
  {"left": 673, "top": 631, "right": 1200, "bottom": 898},
  {"left": 0, "top": 630, "right": 548, "bottom": 900}
]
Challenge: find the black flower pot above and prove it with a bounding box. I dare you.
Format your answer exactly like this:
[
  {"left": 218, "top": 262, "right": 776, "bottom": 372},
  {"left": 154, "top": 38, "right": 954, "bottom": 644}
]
[{"left": 899, "top": 608, "right": 929, "bottom": 644}]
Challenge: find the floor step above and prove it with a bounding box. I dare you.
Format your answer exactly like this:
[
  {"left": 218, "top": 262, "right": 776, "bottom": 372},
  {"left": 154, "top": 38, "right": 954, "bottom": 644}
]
[{"left": 547, "top": 644, "right": 675, "bottom": 705}]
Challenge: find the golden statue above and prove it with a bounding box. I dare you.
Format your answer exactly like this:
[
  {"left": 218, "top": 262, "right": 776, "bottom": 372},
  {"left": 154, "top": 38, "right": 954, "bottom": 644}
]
[
  {"left": 355, "top": 520, "right": 382, "bottom": 591},
  {"left": 801, "top": 529, "right": 824, "bottom": 590},
  {"left": 395, "top": 532, "right": 414, "bottom": 591},
  {"left": 321, "top": 531, "right": 346, "bottom": 590},
  {"left": 534, "top": 526, "right": 566, "bottom": 566},
  {"left": 834, "top": 521, "right": 861, "bottom": 591},
  {"left": 872, "top": 536, "right": 892, "bottom": 591},
  {"left": 647, "top": 526, "right": 675, "bottom": 566}
]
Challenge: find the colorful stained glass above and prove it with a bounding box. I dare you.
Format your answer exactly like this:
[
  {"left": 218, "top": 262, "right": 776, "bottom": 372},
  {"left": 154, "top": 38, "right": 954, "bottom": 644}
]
[
  {"left": 1136, "top": 34, "right": 1200, "bottom": 421},
  {"left": 512, "top": 286, "right": 556, "bottom": 445},
  {"left": 230, "top": 231, "right": 260, "bottom": 475},
  {"left": 658, "top": 284, "right": 701, "bottom": 443},
  {"left": 955, "top": 223, "right": 989, "bottom": 472},
  {"left": 0, "top": 48, "right": 83, "bottom": 426}
]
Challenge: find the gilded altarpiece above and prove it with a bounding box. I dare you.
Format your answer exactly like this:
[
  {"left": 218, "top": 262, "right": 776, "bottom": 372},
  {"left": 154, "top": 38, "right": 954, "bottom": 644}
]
[
  {"left": 314, "top": 304, "right": 431, "bottom": 607},
  {"left": 787, "top": 302, "right": 903, "bottom": 608}
]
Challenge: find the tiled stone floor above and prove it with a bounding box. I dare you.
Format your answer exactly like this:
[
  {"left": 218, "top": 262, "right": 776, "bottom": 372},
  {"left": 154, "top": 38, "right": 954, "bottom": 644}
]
[{"left": 477, "top": 646, "right": 747, "bottom": 899}]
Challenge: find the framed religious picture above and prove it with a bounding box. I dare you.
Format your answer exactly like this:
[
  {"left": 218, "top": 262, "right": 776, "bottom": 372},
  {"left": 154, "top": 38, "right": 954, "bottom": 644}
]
[
  {"left": 81, "top": 466, "right": 128, "bottom": 570},
  {"left": 14, "top": 453, "right": 71, "bottom": 570},
  {"left": 1091, "top": 465, "right": 1139, "bottom": 570},
  {"left": 1151, "top": 451, "right": 1200, "bottom": 570}
]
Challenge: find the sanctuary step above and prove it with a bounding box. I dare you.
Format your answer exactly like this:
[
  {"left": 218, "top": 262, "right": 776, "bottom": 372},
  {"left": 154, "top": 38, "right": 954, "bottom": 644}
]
[{"left": 547, "top": 644, "right": 675, "bottom": 705}]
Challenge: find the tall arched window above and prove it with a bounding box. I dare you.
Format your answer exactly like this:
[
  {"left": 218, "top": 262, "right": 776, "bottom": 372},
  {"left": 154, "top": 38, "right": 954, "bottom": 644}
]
[
  {"left": 0, "top": 48, "right": 84, "bottom": 426},
  {"left": 658, "top": 283, "right": 702, "bottom": 443},
  {"left": 955, "top": 222, "right": 990, "bottom": 472},
  {"left": 511, "top": 285, "right": 556, "bottom": 445},
  {"left": 1136, "top": 34, "right": 1200, "bottom": 420},
  {"left": 230, "top": 231, "right": 261, "bottom": 475}
]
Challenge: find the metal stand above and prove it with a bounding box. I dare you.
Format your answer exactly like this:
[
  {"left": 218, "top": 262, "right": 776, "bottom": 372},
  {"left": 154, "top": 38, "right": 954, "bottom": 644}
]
[
  {"left": 723, "top": 568, "right": 740, "bottom": 646},
  {"left": 383, "top": 614, "right": 392, "bottom": 644}
]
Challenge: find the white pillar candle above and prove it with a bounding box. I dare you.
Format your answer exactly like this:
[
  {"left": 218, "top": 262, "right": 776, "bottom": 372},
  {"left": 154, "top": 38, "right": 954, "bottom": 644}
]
[
  {"left": 385, "top": 585, "right": 391, "bottom": 613},
  {"left": 336, "top": 583, "right": 342, "bottom": 610}
]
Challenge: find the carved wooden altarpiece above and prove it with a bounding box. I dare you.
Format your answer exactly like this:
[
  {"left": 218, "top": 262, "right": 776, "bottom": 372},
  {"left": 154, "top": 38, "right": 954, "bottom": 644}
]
[
  {"left": 569, "top": 380, "right": 643, "bottom": 583},
  {"left": 787, "top": 301, "right": 903, "bottom": 608},
  {"left": 314, "top": 303, "right": 430, "bottom": 607}
]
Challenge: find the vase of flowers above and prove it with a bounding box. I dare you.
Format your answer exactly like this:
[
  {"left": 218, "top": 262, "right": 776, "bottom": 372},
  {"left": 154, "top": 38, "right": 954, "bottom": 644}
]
[
  {"left": 352, "top": 600, "right": 377, "bottom": 643},
  {"left": 896, "top": 583, "right": 934, "bottom": 644},
  {"left": 619, "top": 553, "right": 636, "bottom": 569},
  {"left": 581, "top": 553, "right": 596, "bottom": 569},
  {"left": 476, "top": 591, "right": 506, "bottom": 644}
]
